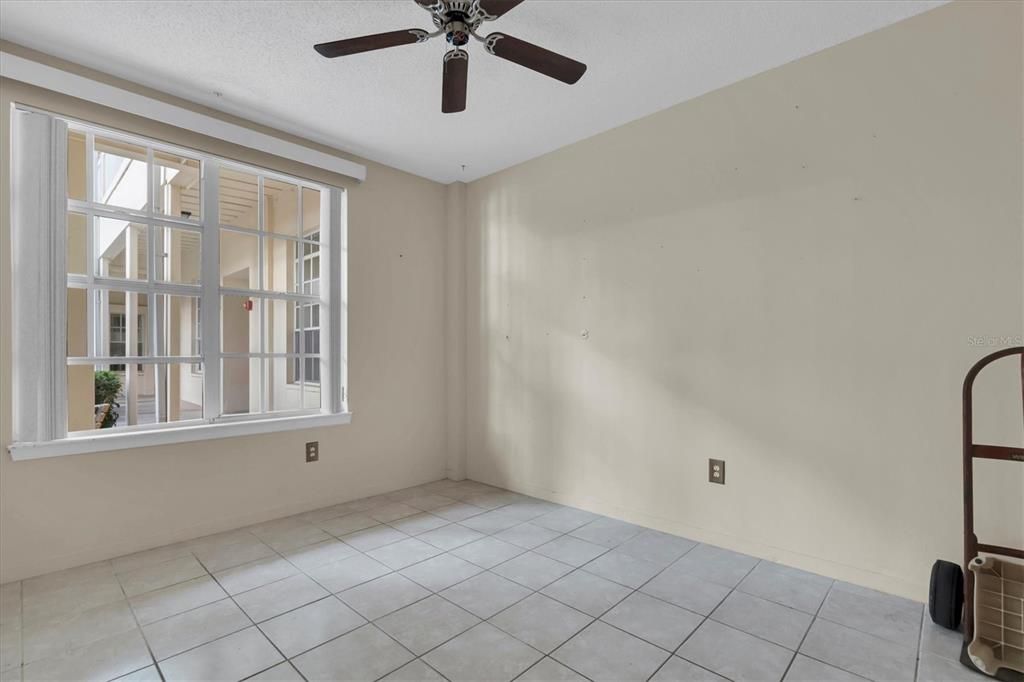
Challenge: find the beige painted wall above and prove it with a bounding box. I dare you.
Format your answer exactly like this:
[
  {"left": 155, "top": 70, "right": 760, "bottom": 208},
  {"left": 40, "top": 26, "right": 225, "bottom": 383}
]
[
  {"left": 0, "top": 44, "right": 449, "bottom": 582},
  {"left": 463, "top": 1, "right": 1024, "bottom": 600}
]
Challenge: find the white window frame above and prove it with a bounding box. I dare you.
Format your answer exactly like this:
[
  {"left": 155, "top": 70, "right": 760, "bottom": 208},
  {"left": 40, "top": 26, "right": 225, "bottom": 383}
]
[{"left": 8, "top": 106, "right": 350, "bottom": 461}]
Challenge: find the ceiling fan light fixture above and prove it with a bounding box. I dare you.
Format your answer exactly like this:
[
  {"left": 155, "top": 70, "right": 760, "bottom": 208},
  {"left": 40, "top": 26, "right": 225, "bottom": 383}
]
[{"left": 313, "top": 0, "right": 587, "bottom": 113}]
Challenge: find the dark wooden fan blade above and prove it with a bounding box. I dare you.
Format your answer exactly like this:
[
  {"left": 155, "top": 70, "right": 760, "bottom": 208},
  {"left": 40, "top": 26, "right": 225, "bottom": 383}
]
[
  {"left": 442, "top": 49, "right": 469, "bottom": 113},
  {"left": 483, "top": 33, "right": 586, "bottom": 84},
  {"left": 477, "top": 0, "right": 526, "bottom": 20},
  {"left": 314, "top": 29, "right": 428, "bottom": 58}
]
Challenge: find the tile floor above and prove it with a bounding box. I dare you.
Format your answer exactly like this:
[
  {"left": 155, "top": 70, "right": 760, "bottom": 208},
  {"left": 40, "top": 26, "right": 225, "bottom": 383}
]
[{"left": 0, "top": 479, "right": 988, "bottom": 682}]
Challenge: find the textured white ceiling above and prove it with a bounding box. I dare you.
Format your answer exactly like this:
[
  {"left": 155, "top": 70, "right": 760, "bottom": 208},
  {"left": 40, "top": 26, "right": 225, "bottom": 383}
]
[{"left": 1, "top": 1, "right": 944, "bottom": 183}]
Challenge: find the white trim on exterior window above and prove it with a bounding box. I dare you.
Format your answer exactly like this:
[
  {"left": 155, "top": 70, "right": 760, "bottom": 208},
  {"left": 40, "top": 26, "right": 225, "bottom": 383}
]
[{"left": 7, "top": 107, "right": 349, "bottom": 461}]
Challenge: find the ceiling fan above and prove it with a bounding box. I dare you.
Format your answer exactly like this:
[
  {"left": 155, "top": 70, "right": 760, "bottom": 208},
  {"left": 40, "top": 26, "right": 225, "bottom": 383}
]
[{"left": 313, "top": 0, "right": 587, "bottom": 114}]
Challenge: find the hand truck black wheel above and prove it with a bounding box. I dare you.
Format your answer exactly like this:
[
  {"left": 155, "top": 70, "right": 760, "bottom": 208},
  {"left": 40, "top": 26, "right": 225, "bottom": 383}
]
[{"left": 929, "top": 559, "right": 964, "bottom": 630}]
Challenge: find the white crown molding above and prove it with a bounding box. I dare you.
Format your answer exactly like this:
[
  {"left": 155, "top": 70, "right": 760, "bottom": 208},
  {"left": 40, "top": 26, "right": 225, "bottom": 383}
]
[{"left": 0, "top": 50, "right": 367, "bottom": 182}]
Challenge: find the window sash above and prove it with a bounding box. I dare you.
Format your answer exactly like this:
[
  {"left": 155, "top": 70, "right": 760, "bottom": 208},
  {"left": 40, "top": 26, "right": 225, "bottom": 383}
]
[{"left": 10, "top": 106, "right": 346, "bottom": 450}]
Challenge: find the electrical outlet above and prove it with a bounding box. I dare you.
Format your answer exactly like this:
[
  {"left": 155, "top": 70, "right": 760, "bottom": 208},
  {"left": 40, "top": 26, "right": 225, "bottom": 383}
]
[
  {"left": 305, "top": 441, "right": 319, "bottom": 463},
  {"left": 709, "top": 458, "right": 725, "bottom": 484}
]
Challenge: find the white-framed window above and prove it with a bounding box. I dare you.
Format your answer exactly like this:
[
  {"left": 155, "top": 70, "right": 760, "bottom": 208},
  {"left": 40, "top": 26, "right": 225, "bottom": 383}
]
[{"left": 9, "top": 107, "right": 349, "bottom": 459}]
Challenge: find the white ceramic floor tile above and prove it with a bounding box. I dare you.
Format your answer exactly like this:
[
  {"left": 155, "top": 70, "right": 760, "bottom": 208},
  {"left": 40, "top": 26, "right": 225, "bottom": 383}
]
[
  {"left": 0, "top": 621, "right": 21, "bottom": 674},
  {"left": 553, "top": 621, "right": 670, "bottom": 682},
  {"left": 491, "top": 552, "right": 574, "bottom": 590},
  {"left": 113, "top": 664, "right": 163, "bottom": 681},
  {"left": 214, "top": 557, "right": 299, "bottom": 596},
  {"left": 258, "top": 596, "right": 365, "bottom": 658},
  {"left": 187, "top": 529, "right": 258, "bottom": 556},
  {"left": 616, "top": 531, "right": 697, "bottom": 567},
  {"left": 449, "top": 536, "right": 524, "bottom": 567},
  {"left": 641, "top": 565, "right": 732, "bottom": 616},
  {"left": 22, "top": 575, "right": 124, "bottom": 626},
  {"left": 532, "top": 509, "right": 600, "bottom": 534},
  {"left": 22, "top": 598, "right": 137, "bottom": 664},
  {"left": 117, "top": 556, "right": 207, "bottom": 598},
  {"left": 583, "top": 550, "right": 664, "bottom": 588},
  {"left": 388, "top": 513, "right": 450, "bottom": 536},
  {"left": 341, "top": 526, "right": 409, "bottom": 552},
  {"left": 22, "top": 563, "right": 115, "bottom": 599},
  {"left": 534, "top": 536, "right": 608, "bottom": 567},
  {"left": 366, "top": 537, "right": 443, "bottom": 570},
  {"left": 569, "top": 518, "right": 645, "bottom": 549},
  {"left": 440, "top": 571, "right": 532, "bottom": 619},
  {"left": 259, "top": 525, "right": 331, "bottom": 554},
  {"left": 129, "top": 575, "right": 228, "bottom": 625},
  {"left": 234, "top": 573, "right": 329, "bottom": 623},
  {"left": 281, "top": 540, "right": 357, "bottom": 572},
  {"left": 158, "top": 626, "right": 282, "bottom": 682},
  {"left": 292, "top": 624, "right": 414, "bottom": 681},
  {"left": 649, "top": 656, "right": 728, "bottom": 681},
  {"left": 431, "top": 503, "right": 488, "bottom": 523},
  {"left": 501, "top": 500, "right": 562, "bottom": 522},
  {"left": 379, "top": 659, "right": 447, "bottom": 681},
  {"left": 419, "top": 524, "right": 488, "bottom": 552},
  {"left": 317, "top": 513, "right": 378, "bottom": 537},
  {"left": 339, "top": 573, "right": 430, "bottom": 620},
  {"left": 460, "top": 510, "right": 527, "bottom": 535},
  {"left": 677, "top": 620, "right": 793, "bottom": 682},
  {"left": 404, "top": 494, "right": 459, "bottom": 512},
  {"left": 799, "top": 618, "right": 917, "bottom": 682},
  {"left": 919, "top": 616, "right": 965, "bottom": 661},
  {"left": 518, "top": 657, "right": 589, "bottom": 681},
  {"left": 21, "top": 629, "right": 151, "bottom": 682},
  {"left": 490, "top": 593, "right": 593, "bottom": 654},
  {"left": 737, "top": 562, "right": 833, "bottom": 615},
  {"left": 494, "top": 522, "right": 562, "bottom": 550},
  {"left": 305, "top": 554, "right": 392, "bottom": 594},
  {"left": 818, "top": 581, "right": 922, "bottom": 649},
  {"left": 668, "top": 545, "right": 759, "bottom": 589},
  {"left": 541, "top": 571, "right": 632, "bottom": 617},
  {"left": 399, "top": 553, "right": 483, "bottom": 592},
  {"left": 246, "top": 662, "right": 305, "bottom": 681},
  {"left": 193, "top": 537, "right": 277, "bottom": 574},
  {"left": 916, "top": 652, "right": 990, "bottom": 681},
  {"left": 370, "top": 502, "right": 423, "bottom": 523},
  {"left": 142, "top": 598, "right": 250, "bottom": 661},
  {"left": 710, "top": 591, "right": 813, "bottom": 650},
  {"left": 423, "top": 623, "right": 542, "bottom": 682},
  {"left": 111, "top": 544, "right": 195, "bottom": 575},
  {"left": 375, "top": 595, "right": 480, "bottom": 655},
  {"left": 783, "top": 654, "right": 864, "bottom": 681},
  {"left": 602, "top": 592, "right": 703, "bottom": 652}
]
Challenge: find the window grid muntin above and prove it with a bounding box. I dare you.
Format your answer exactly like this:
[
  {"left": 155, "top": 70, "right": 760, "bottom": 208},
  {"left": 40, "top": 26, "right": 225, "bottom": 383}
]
[
  {"left": 217, "top": 162, "right": 323, "bottom": 418},
  {"left": 63, "top": 120, "right": 333, "bottom": 435},
  {"left": 294, "top": 230, "right": 320, "bottom": 385}
]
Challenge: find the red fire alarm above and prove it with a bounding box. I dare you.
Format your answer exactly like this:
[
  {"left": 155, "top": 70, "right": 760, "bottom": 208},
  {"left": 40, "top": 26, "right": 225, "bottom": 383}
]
[{"left": 243, "top": 299, "right": 253, "bottom": 312}]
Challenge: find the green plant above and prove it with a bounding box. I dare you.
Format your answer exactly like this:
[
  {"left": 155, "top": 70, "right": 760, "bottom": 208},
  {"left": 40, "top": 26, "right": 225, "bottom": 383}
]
[{"left": 94, "top": 370, "right": 122, "bottom": 428}]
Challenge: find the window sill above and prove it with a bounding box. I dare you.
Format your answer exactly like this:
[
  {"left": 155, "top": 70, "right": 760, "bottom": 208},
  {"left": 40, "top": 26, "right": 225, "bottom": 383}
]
[{"left": 7, "top": 412, "right": 352, "bottom": 461}]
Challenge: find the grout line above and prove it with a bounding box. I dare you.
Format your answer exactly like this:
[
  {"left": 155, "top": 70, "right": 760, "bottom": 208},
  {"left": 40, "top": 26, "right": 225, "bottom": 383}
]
[
  {"left": 778, "top": 574, "right": 833, "bottom": 681},
  {"left": 114, "top": 561, "right": 166, "bottom": 682},
  {"left": 188, "top": 549, "right": 298, "bottom": 676}
]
